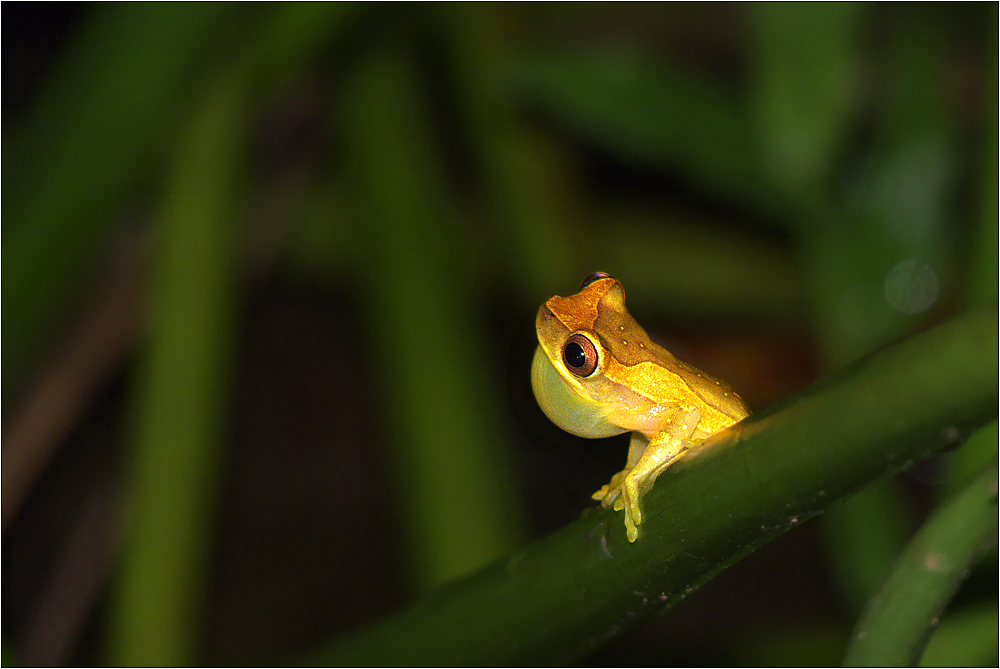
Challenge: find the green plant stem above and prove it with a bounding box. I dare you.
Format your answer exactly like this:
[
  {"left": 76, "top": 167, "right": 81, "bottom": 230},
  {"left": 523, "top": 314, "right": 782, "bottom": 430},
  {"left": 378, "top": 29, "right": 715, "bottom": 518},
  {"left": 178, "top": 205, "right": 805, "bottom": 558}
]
[
  {"left": 749, "top": 2, "right": 865, "bottom": 198},
  {"left": 823, "top": 478, "right": 915, "bottom": 611},
  {"left": 945, "top": 421, "right": 998, "bottom": 498},
  {"left": 441, "top": 3, "right": 580, "bottom": 299},
  {"left": 344, "top": 45, "right": 523, "bottom": 590},
  {"left": 307, "top": 308, "right": 997, "bottom": 666},
  {"left": 970, "top": 16, "right": 998, "bottom": 308},
  {"left": 108, "top": 64, "right": 248, "bottom": 666},
  {"left": 842, "top": 463, "right": 999, "bottom": 667},
  {"left": 919, "top": 602, "right": 999, "bottom": 667}
]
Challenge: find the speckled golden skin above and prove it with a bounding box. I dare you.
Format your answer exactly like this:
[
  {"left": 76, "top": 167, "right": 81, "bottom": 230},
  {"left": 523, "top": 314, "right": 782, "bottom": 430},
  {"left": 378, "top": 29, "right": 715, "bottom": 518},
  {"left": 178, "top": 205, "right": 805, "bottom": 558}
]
[{"left": 532, "top": 275, "right": 750, "bottom": 542}]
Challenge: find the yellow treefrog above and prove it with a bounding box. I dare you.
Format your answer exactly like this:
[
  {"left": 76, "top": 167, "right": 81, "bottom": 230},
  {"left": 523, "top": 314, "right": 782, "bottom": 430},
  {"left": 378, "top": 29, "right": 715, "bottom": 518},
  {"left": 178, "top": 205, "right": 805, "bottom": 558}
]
[{"left": 531, "top": 272, "right": 750, "bottom": 542}]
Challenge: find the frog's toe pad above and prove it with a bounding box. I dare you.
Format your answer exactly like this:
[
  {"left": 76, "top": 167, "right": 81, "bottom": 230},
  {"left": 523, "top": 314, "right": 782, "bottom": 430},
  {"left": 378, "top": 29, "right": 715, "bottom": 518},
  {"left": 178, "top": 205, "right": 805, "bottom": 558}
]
[
  {"left": 593, "top": 469, "right": 645, "bottom": 540},
  {"left": 626, "top": 522, "right": 639, "bottom": 543},
  {"left": 624, "top": 508, "right": 640, "bottom": 542},
  {"left": 624, "top": 479, "right": 643, "bottom": 524},
  {"left": 593, "top": 472, "right": 627, "bottom": 508},
  {"left": 592, "top": 486, "right": 619, "bottom": 507}
]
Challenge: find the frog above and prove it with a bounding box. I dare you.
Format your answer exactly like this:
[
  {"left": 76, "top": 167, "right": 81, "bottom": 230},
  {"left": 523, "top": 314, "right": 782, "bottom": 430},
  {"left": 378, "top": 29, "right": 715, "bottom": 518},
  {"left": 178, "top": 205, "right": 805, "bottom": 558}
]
[{"left": 531, "top": 272, "right": 750, "bottom": 542}]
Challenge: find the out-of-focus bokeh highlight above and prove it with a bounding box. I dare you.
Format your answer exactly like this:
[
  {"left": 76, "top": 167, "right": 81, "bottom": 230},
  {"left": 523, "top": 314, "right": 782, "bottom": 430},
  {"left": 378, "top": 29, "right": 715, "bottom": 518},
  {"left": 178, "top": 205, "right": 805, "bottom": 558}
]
[{"left": 2, "top": 3, "right": 996, "bottom": 666}]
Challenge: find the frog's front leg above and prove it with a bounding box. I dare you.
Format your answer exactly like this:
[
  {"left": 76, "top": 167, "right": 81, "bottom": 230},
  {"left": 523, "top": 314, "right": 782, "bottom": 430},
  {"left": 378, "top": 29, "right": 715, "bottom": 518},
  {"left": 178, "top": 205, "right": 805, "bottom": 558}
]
[
  {"left": 612, "top": 406, "right": 701, "bottom": 542},
  {"left": 592, "top": 432, "right": 649, "bottom": 509}
]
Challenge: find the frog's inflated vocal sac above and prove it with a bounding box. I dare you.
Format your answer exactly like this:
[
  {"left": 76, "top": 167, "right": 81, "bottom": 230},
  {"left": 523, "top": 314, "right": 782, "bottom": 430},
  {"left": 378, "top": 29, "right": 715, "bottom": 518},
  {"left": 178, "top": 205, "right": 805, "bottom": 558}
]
[{"left": 532, "top": 272, "right": 750, "bottom": 542}]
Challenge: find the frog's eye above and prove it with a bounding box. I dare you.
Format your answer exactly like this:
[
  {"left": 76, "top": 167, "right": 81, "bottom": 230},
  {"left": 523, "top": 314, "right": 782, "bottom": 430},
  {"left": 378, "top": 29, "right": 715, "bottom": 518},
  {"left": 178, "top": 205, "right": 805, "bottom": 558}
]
[
  {"left": 563, "top": 334, "right": 599, "bottom": 377},
  {"left": 579, "top": 272, "right": 612, "bottom": 290}
]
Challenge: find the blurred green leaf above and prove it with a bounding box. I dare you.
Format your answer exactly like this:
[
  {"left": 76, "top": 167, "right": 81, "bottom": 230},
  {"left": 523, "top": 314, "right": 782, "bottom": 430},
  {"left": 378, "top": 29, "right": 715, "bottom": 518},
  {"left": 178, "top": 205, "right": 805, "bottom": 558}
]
[
  {"left": 255, "top": 2, "right": 359, "bottom": 85},
  {"left": 2, "top": 3, "right": 238, "bottom": 403},
  {"left": 818, "top": 15, "right": 984, "bottom": 598},
  {"left": 596, "top": 211, "right": 801, "bottom": 319},
  {"left": 344, "top": 44, "right": 523, "bottom": 590},
  {"left": 823, "top": 478, "right": 915, "bottom": 612},
  {"left": 945, "top": 421, "right": 998, "bottom": 499},
  {"left": 843, "top": 464, "right": 998, "bottom": 666},
  {"left": 781, "top": 11, "right": 960, "bottom": 370},
  {"left": 280, "top": 182, "right": 362, "bottom": 280},
  {"left": 439, "top": 4, "right": 581, "bottom": 300},
  {"left": 309, "top": 308, "right": 996, "bottom": 665},
  {"left": 825, "top": 13, "right": 960, "bottom": 359},
  {"left": 969, "top": 17, "right": 998, "bottom": 308},
  {"left": 2, "top": 637, "right": 18, "bottom": 667},
  {"left": 513, "top": 48, "right": 761, "bottom": 207},
  {"left": 108, "top": 62, "right": 249, "bottom": 666},
  {"left": 919, "top": 603, "right": 1000, "bottom": 667},
  {"left": 736, "top": 624, "right": 850, "bottom": 667},
  {"left": 749, "top": 2, "right": 866, "bottom": 200}
]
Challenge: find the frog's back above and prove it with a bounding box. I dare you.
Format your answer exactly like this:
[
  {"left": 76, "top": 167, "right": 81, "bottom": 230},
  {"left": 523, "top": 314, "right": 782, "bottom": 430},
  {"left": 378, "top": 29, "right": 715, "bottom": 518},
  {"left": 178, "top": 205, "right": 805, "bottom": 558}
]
[
  {"left": 626, "top": 336, "right": 748, "bottom": 424},
  {"left": 670, "top": 355, "right": 750, "bottom": 422},
  {"left": 592, "top": 304, "right": 749, "bottom": 423}
]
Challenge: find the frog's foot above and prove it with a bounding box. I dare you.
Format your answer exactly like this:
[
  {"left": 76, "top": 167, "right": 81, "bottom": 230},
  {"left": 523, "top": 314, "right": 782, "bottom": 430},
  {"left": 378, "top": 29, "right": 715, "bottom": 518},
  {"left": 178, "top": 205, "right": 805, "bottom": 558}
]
[
  {"left": 592, "top": 470, "right": 645, "bottom": 542},
  {"left": 592, "top": 469, "right": 628, "bottom": 509},
  {"left": 619, "top": 473, "right": 645, "bottom": 542}
]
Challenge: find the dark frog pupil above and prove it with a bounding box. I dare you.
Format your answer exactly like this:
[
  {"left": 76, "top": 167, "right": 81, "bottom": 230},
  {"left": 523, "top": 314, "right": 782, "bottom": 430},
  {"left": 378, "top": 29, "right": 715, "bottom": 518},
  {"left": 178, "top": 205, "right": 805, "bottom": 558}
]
[
  {"left": 564, "top": 341, "right": 586, "bottom": 368},
  {"left": 563, "top": 333, "right": 598, "bottom": 377}
]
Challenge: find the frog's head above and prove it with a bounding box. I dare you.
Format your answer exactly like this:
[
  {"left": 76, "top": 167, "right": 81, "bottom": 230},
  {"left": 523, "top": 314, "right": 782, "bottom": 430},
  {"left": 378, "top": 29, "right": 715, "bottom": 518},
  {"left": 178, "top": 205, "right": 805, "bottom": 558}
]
[{"left": 531, "top": 272, "right": 640, "bottom": 438}]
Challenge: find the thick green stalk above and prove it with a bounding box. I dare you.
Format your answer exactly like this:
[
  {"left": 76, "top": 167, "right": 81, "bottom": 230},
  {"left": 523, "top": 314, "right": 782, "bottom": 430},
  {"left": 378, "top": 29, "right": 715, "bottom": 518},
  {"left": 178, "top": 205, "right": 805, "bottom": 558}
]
[
  {"left": 945, "top": 421, "right": 998, "bottom": 498},
  {"left": 440, "top": 3, "right": 579, "bottom": 299},
  {"left": 748, "top": 2, "right": 865, "bottom": 198},
  {"left": 344, "top": 45, "right": 523, "bottom": 590},
  {"left": 969, "top": 15, "right": 998, "bottom": 308},
  {"left": 842, "top": 462, "right": 998, "bottom": 666},
  {"left": 108, "top": 65, "right": 247, "bottom": 666},
  {"left": 254, "top": 2, "right": 359, "bottom": 86},
  {"left": 823, "top": 477, "right": 915, "bottom": 611},
  {"left": 308, "top": 308, "right": 997, "bottom": 665},
  {"left": 919, "top": 603, "right": 999, "bottom": 667}
]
